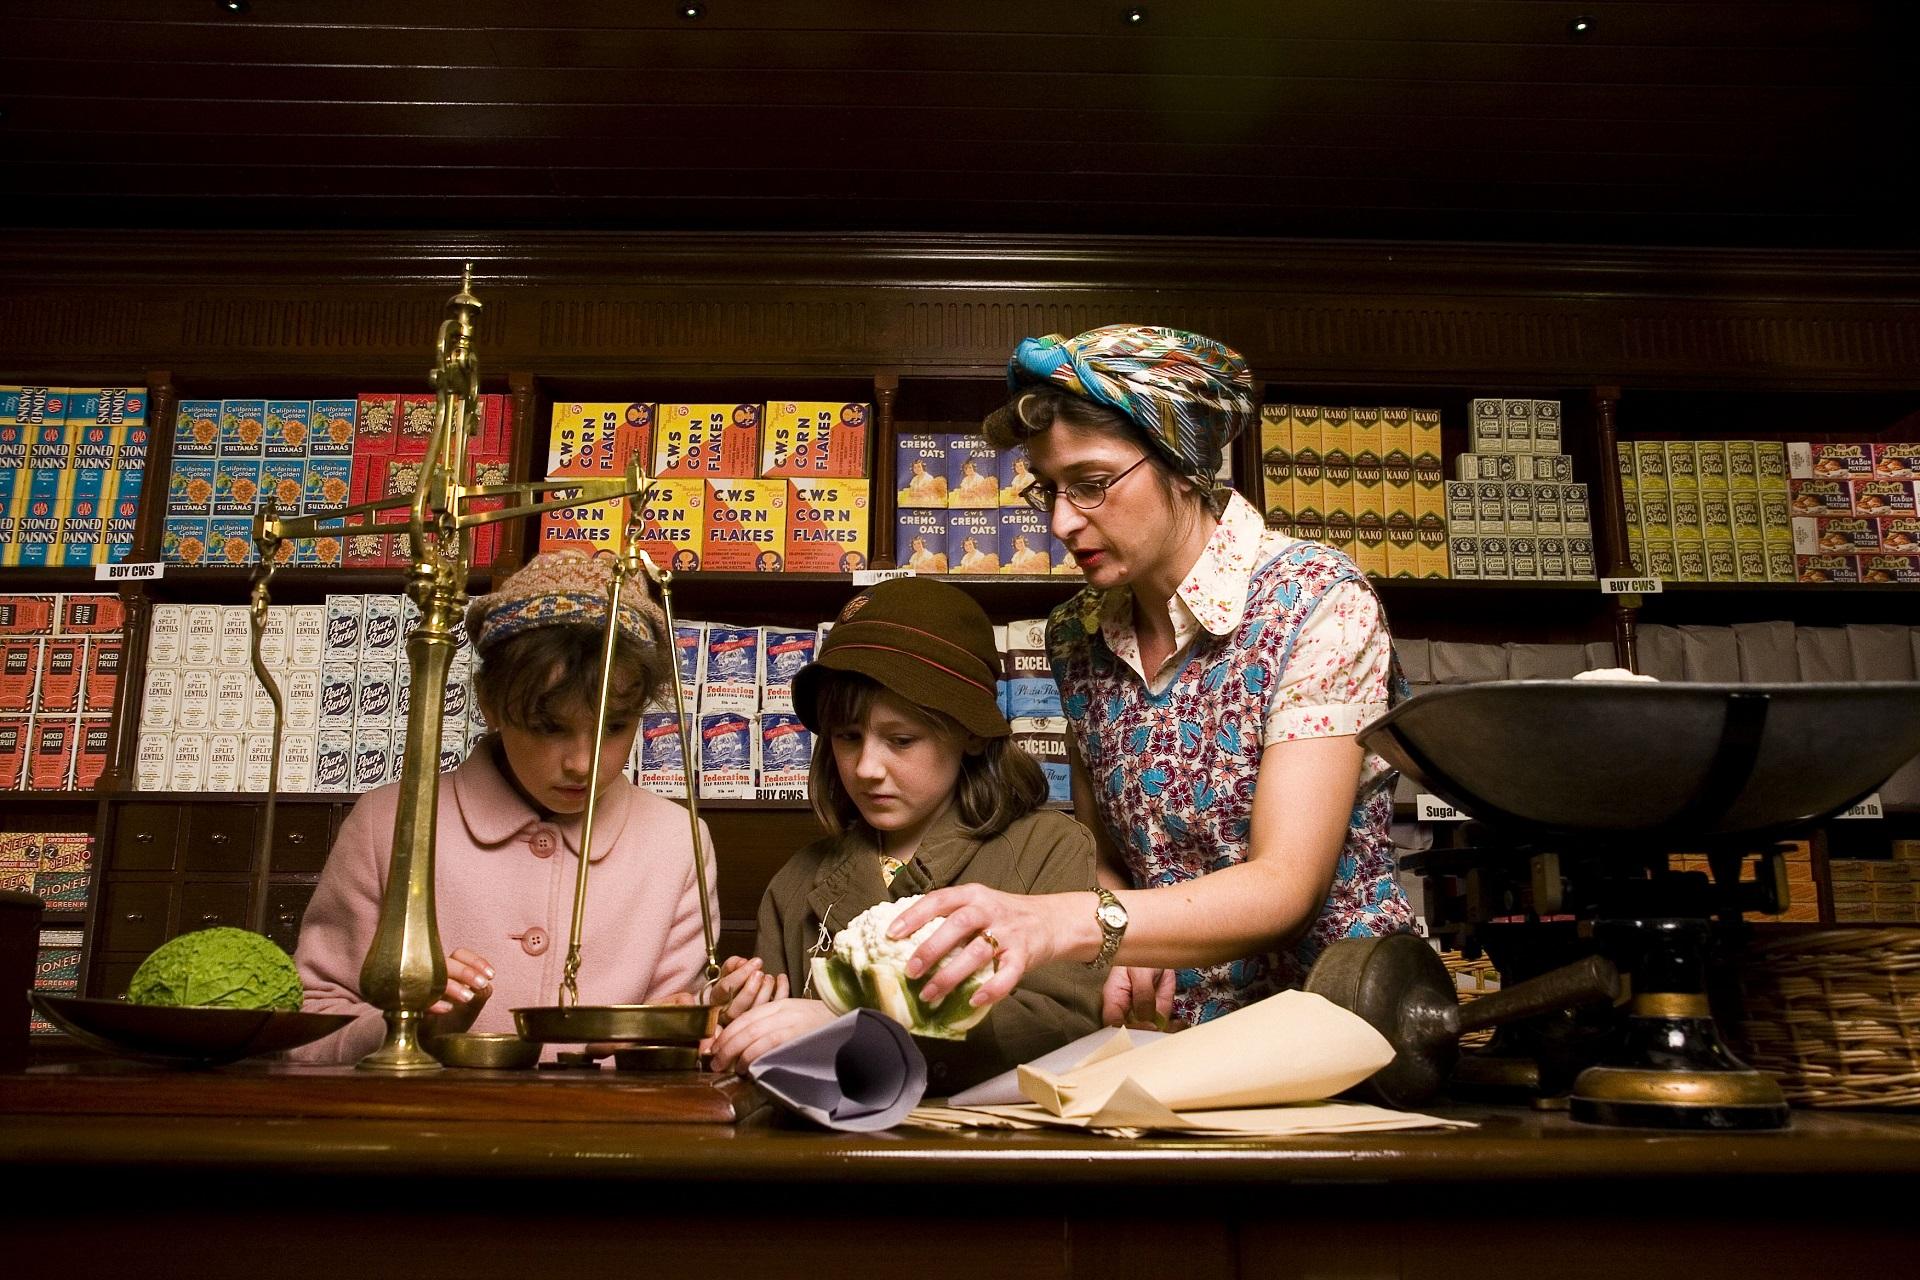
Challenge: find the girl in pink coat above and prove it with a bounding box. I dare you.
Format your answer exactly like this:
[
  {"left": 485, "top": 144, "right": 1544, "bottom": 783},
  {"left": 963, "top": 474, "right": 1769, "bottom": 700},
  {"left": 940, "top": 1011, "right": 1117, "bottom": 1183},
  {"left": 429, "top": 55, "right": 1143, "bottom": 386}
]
[{"left": 289, "top": 552, "right": 718, "bottom": 1064}]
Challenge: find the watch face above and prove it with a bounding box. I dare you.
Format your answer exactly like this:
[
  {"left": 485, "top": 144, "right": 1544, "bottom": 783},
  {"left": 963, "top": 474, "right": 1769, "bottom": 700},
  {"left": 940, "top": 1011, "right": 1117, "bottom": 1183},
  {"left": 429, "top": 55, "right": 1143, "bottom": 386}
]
[{"left": 1097, "top": 902, "right": 1128, "bottom": 929}]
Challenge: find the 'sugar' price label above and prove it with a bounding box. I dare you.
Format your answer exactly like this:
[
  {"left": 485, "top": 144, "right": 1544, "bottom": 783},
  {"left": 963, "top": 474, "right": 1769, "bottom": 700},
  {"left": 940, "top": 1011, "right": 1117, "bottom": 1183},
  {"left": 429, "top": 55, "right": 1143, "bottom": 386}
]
[
  {"left": 95, "top": 561, "right": 164, "bottom": 582},
  {"left": 851, "top": 568, "right": 916, "bottom": 587},
  {"left": 1837, "top": 792, "right": 1884, "bottom": 820},
  {"left": 1601, "top": 576, "right": 1662, "bottom": 595},
  {"left": 1417, "top": 794, "right": 1468, "bottom": 822}
]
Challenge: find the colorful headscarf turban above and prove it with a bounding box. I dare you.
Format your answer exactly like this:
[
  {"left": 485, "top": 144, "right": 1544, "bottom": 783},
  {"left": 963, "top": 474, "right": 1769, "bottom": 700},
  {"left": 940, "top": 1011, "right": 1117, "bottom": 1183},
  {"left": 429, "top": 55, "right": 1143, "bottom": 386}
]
[
  {"left": 466, "top": 550, "right": 665, "bottom": 652},
  {"left": 1003, "top": 324, "right": 1258, "bottom": 485}
]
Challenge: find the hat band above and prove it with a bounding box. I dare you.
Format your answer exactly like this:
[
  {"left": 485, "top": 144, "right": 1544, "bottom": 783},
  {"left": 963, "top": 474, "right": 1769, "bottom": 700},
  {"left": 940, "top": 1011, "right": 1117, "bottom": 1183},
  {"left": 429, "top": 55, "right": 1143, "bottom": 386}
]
[
  {"left": 825, "top": 643, "right": 996, "bottom": 697},
  {"left": 835, "top": 617, "right": 997, "bottom": 685}
]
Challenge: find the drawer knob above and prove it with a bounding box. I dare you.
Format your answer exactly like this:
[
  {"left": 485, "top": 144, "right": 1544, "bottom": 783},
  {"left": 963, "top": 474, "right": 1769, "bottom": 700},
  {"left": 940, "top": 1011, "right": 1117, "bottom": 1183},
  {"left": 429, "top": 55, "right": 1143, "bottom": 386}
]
[
  {"left": 124, "top": 911, "right": 145, "bottom": 923},
  {"left": 135, "top": 832, "right": 154, "bottom": 844},
  {"left": 200, "top": 913, "right": 220, "bottom": 925},
  {"left": 287, "top": 833, "right": 305, "bottom": 846},
  {"left": 210, "top": 833, "right": 229, "bottom": 846}
]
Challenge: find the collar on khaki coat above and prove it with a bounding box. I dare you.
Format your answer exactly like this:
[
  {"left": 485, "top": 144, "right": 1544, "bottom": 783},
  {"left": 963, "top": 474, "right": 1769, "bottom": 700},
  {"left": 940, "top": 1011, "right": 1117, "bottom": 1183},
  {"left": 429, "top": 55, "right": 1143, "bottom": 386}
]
[
  {"left": 450, "top": 737, "right": 632, "bottom": 863},
  {"left": 803, "top": 801, "right": 980, "bottom": 935}
]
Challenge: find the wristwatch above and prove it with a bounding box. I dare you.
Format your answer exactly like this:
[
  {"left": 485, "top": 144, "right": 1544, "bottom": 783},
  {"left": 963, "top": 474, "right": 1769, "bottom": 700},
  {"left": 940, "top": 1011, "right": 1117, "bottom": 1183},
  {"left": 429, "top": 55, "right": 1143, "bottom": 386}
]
[{"left": 1088, "top": 887, "right": 1129, "bottom": 970}]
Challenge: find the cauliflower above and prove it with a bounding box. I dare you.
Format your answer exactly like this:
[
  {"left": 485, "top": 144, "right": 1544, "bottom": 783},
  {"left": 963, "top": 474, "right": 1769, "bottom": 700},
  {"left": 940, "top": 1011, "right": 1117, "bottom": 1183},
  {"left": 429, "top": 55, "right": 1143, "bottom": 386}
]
[{"left": 808, "top": 896, "right": 995, "bottom": 1041}]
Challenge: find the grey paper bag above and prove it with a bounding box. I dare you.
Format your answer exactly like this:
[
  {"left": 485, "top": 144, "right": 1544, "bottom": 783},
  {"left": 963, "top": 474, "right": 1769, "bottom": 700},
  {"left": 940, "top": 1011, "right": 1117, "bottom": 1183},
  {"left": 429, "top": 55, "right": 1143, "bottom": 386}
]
[{"left": 745, "top": 1009, "right": 928, "bottom": 1132}]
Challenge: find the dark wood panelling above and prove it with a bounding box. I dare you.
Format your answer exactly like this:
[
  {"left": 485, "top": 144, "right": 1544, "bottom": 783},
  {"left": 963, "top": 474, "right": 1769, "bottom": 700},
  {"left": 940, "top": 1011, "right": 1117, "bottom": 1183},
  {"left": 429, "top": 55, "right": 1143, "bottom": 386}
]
[
  {"left": 0, "top": 3, "right": 1910, "bottom": 246},
  {"left": 2, "top": 231, "right": 1916, "bottom": 394}
]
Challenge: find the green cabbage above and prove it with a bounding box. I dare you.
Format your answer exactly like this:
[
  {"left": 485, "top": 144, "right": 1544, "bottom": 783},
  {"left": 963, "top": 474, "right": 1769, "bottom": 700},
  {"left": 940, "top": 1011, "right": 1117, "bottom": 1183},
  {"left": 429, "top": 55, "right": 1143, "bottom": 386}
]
[
  {"left": 127, "top": 927, "right": 304, "bottom": 1012},
  {"left": 808, "top": 896, "right": 994, "bottom": 1041}
]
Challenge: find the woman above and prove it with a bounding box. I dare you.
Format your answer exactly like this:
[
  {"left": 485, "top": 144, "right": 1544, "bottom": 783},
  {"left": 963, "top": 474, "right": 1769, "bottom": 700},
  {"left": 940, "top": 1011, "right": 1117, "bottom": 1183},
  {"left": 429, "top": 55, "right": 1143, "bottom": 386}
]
[{"left": 892, "top": 324, "right": 1412, "bottom": 1029}]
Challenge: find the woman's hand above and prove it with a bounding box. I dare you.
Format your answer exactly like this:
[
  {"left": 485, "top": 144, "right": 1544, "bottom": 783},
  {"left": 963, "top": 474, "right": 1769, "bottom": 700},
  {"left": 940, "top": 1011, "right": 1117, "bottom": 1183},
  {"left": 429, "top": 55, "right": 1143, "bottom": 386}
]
[
  {"left": 1101, "top": 965, "right": 1175, "bottom": 1030},
  {"left": 710, "top": 955, "right": 789, "bottom": 1028},
  {"left": 887, "top": 884, "right": 1080, "bottom": 1008},
  {"left": 708, "top": 998, "right": 839, "bottom": 1074}
]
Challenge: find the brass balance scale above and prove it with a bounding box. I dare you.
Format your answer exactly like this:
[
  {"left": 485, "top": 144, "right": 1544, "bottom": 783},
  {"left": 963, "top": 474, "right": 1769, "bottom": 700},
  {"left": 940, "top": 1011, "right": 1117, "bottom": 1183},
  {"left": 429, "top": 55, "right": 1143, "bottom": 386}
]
[{"left": 246, "top": 268, "right": 717, "bottom": 1076}]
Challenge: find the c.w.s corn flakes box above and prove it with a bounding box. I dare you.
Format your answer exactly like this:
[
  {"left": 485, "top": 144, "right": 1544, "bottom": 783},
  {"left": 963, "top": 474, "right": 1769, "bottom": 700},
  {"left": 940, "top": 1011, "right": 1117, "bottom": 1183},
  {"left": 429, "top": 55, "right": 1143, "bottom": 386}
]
[
  {"left": 702, "top": 479, "right": 786, "bottom": 572},
  {"left": 785, "top": 479, "right": 869, "bottom": 572},
  {"left": 633, "top": 476, "right": 705, "bottom": 572},
  {"left": 655, "top": 403, "right": 759, "bottom": 479},
  {"left": 760, "top": 401, "right": 868, "bottom": 478},
  {"left": 539, "top": 402, "right": 638, "bottom": 555}
]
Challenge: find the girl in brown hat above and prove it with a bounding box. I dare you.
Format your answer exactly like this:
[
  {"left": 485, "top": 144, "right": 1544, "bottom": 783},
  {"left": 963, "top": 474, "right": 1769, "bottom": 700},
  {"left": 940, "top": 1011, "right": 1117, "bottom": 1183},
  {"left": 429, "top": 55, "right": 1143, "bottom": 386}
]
[{"left": 706, "top": 577, "right": 1103, "bottom": 1091}]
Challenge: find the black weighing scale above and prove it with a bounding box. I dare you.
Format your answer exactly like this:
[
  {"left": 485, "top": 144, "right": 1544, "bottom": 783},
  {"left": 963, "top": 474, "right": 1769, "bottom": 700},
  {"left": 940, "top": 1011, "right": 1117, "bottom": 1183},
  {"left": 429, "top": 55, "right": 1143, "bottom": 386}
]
[{"left": 1357, "top": 679, "right": 1920, "bottom": 1130}]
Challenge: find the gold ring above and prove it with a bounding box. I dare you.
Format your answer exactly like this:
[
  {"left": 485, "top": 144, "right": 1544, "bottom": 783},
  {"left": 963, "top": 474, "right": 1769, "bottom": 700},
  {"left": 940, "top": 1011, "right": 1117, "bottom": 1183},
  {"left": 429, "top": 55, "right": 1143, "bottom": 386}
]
[{"left": 979, "top": 929, "right": 1000, "bottom": 952}]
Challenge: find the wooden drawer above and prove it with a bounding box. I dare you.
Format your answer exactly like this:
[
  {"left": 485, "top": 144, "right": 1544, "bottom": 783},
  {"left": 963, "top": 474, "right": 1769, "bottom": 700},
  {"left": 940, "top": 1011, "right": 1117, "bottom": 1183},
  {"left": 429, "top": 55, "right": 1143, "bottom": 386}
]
[
  {"left": 178, "top": 880, "right": 251, "bottom": 934},
  {"left": 87, "top": 954, "right": 144, "bottom": 999},
  {"left": 183, "top": 804, "right": 258, "bottom": 874},
  {"left": 269, "top": 805, "right": 334, "bottom": 876},
  {"left": 97, "top": 880, "right": 174, "bottom": 954},
  {"left": 262, "top": 880, "right": 318, "bottom": 955},
  {"left": 111, "top": 804, "right": 181, "bottom": 873}
]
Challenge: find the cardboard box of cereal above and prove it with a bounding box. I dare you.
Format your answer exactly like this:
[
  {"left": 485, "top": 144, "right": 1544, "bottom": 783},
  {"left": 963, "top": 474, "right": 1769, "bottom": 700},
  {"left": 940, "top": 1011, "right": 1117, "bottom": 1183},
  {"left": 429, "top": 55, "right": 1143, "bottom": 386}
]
[
  {"left": 634, "top": 476, "right": 706, "bottom": 573},
  {"left": 948, "top": 508, "right": 1001, "bottom": 574},
  {"left": 896, "top": 434, "right": 950, "bottom": 508},
  {"left": 1001, "top": 507, "right": 1054, "bottom": 575},
  {"left": 786, "top": 478, "right": 870, "bottom": 573},
  {"left": 760, "top": 401, "right": 869, "bottom": 478},
  {"left": 897, "top": 508, "right": 947, "bottom": 572},
  {"left": 702, "top": 479, "right": 787, "bottom": 572},
  {"left": 655, "top": 403, "right": 759, "bottom": 479},
  {"left": 946, "top": 435, "right": 999, "bottom": 509}
]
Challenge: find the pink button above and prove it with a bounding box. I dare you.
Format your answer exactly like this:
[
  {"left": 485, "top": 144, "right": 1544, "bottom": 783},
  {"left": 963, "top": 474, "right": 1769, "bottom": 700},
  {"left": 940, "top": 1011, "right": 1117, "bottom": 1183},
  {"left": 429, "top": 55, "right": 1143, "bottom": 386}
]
[
  {"left": 528, "top": 828, "right": 557, "bottom": 858},
  {"left": 515, "top": 927, "right": 549, "bottom": 957}
]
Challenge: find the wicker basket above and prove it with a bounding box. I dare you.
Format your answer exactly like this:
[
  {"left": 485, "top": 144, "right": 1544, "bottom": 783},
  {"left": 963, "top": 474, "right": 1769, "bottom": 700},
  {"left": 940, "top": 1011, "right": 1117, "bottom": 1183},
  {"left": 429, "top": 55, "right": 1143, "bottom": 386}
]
[
  {"left": 1733, "top": 927, "right": 1920, "bottom": 1108},
  {"left": 1440, "top": 950, "right": 1500, "bottom": 1049}
]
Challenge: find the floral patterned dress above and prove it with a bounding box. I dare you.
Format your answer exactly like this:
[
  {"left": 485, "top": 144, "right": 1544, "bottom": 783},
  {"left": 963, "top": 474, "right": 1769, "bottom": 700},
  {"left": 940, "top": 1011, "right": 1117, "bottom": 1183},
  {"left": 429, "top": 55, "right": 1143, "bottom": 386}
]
[{"left": 1049, "top": 493, "right": 1414, "bottom": 1024}]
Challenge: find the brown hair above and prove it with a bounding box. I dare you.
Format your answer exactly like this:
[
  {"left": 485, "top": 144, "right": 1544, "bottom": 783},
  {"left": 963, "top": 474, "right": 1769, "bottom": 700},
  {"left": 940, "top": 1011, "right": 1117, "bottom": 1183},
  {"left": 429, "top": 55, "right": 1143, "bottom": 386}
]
[
  {"left": 984, "top": 383, "right": 1222, "bottom": 519},
  {"left": 806, "top": 670, "right": 1047, "bottom": 841},
  {"left": 473, "top": 623, "right": 667, "bottom": 732}
]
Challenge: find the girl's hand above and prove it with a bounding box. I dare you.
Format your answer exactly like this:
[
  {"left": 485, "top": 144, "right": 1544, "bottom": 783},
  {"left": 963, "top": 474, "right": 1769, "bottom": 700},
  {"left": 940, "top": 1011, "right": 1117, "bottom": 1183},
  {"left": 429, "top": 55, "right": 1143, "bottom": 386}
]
[
  {"left": 1101, "top": 965, "right": 1175, "bottom": 1030},
  {"left": 711, "top": 955, "right": 789, "bottom": 1027},
  {"left": 887, "top": 884, "right": 1072, "bottom": 1009},
  {"left": 430, "top": 940, "right": 495, "bottom": 1020},
  {"left": 708, "top": 998, "right": 839, "bottom": 1074}
]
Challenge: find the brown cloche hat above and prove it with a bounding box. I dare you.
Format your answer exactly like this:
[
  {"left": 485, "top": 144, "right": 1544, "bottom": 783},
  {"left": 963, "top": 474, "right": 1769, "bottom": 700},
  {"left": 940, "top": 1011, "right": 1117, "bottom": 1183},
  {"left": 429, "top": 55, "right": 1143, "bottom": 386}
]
[{"left": 792, "top": 578, "right": 1008, "bottom": 739}]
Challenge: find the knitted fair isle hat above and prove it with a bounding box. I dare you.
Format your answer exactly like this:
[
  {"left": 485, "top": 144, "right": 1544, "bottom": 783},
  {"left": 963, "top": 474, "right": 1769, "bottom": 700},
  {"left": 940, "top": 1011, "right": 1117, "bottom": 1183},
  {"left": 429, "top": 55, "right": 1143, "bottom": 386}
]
[{"left": 466, "top": 550, "right": 666, "bottom": 651}]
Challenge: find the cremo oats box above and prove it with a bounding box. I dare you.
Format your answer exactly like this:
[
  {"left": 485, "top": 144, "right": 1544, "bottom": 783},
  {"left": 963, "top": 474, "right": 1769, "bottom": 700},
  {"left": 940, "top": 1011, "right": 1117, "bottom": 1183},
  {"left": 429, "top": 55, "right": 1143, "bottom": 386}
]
[
  {"left": 895, "top": 434, "right": 951, "bottom": 508},
  {"left": 702, "top": 479, "right": 787, "bottom": 572},
  {"left": 785, "top": 478, "right": 869, "bottom": 573},
  {"left": 947, "top": 508, "right": 1001, "bottom": 574},
  {"left": 896, "top": 508, "right": 948, "bottom": 573},
  {"left": 654, "top": 403, "right": 759, "bottom": 480},
  {"left": 946, "top": 436, "right": 1000, "bottom": 509},
  {"left": 760, "top": 401, "right": 869, "bottom": 479}
]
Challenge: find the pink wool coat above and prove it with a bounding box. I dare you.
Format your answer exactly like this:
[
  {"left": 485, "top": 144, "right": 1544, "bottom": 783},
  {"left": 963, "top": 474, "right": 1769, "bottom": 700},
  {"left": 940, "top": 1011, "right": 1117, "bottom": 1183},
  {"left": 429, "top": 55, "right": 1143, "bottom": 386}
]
[{"left": 289, "top": 743, "right": 718, "bottom": 1064}]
